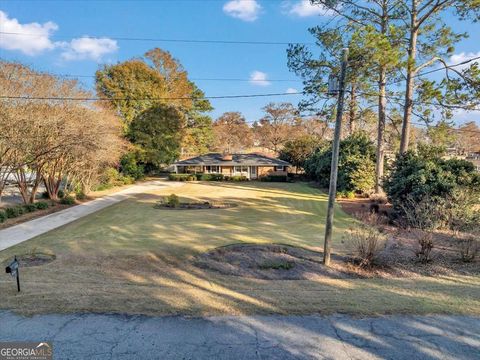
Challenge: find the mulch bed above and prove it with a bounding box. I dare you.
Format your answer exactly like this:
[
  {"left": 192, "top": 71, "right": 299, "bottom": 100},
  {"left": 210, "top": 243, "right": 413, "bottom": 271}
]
[
  {"left": 194, "top": 244, "right": 363, "bottom": 280},
  {"left": 4, "top": 253, "right": 56, "bottom": 267},
  {"left": 0, "top": 203, "right": 74, "bottom": 230},
  {"left": 338, "top": 197, "right": 480, "bottom": 278},
  {"left": 155, "top": 201, "right": 237, "bottom": 210}
]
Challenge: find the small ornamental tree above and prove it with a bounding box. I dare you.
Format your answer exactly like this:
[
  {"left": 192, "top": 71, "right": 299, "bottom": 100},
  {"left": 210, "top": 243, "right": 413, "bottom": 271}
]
[{"left": 279, "top": 135, "right": 321, "bottom": 173}]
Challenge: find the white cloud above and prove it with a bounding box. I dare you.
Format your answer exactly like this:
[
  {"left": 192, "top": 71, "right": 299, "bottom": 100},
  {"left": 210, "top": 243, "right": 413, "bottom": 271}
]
[
  {"left": 0, "top": 10, "right": 58, "bottom": 55},
  {"left": 249, "top": 71, "right": 271, "bottom": 86},
  {"left": 0, "top": 11, "right": 118, "bottom": 61},
  {"left": 449, "top": 52, "right": 480, "bottom": 70},
  {"left": 283, "top": 0, "right": 335, "bottom": 17},
  {"left": 286, "top": 87, "right": 298, "bottom": 93},
  {"left": 223, "top": 0, "right": 262, "bottom": 22},
  {"left": 60, "top": 37, "right": 118, "bottom": 61}
]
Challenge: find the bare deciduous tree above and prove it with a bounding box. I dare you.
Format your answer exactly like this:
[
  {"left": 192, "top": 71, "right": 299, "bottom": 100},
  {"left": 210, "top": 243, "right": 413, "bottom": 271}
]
[
  {"left": 0, "top": 61, "right": 124, "bottom": 203},
  {"left": 253, "top": 103, "right": 299, "bottom": 153},
  {"left": 213, "top": 112, "right": 253, "bottom": 153}
]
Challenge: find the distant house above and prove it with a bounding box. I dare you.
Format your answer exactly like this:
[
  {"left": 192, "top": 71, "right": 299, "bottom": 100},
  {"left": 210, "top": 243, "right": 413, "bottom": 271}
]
[
  {"left": 173, "top": 153, "right": 290, "bottom": 180},
  {"left": 466, "top": 152, "right": 480, "bottom": 172}
]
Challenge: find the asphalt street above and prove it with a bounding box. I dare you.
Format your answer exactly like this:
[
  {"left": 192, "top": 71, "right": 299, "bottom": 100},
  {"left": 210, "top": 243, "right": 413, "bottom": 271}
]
[{"left": 0, "top": 312, "right": 478, "bottom": 359}]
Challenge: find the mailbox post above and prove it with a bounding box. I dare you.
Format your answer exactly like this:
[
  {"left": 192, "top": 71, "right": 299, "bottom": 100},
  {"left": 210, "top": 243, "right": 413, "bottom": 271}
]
[{"left": 5, "top": 256, "right": 20, "bottom": 292}]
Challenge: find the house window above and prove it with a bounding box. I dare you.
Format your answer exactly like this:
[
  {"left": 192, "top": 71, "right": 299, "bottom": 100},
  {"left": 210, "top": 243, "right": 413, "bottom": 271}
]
[
  {"left": 205, "top": 166, "right": 220, "bottom": 173},
  {"left": 234, "top": 166, "right": 248, "bottom": 174},
  {"left": 274, "top": 166, "right": 285, "bottom": 171}
]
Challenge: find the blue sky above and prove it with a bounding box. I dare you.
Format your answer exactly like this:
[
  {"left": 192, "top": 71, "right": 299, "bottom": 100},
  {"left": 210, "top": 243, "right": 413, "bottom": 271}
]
[{"left": 1, "top": 0, "right": 479, "bottom": 125}]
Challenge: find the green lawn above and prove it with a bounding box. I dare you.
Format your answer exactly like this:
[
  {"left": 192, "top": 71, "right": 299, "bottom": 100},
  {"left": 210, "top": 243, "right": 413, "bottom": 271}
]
[{"left": 1, "top": 181, "right": 479, "bottom": 316}]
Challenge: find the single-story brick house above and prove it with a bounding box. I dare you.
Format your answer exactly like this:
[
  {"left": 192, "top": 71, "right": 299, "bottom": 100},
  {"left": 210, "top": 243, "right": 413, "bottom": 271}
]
[{"left": 173, "top": 153, "right": 290, "bottom": 180}]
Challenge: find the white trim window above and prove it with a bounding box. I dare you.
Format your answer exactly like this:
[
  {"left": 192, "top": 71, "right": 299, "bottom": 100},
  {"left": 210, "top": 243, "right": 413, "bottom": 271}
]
[
  {"left": 274, "top": 166, "right": 285, "bottom": 171},
  {"left": 205, "top": 165, "right": 220, "bottom": 173},
  {"left": 233, "top": 166, "right": 248, "bottom": 175}
]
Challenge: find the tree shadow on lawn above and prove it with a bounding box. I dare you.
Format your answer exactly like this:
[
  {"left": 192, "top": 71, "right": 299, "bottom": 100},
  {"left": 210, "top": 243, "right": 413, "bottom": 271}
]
[
  {"left": 120, "top": 192, "right": 354, "bottom": 257},
  {"left": 211, "top": 181, "right": 329, "bottom": 200}
]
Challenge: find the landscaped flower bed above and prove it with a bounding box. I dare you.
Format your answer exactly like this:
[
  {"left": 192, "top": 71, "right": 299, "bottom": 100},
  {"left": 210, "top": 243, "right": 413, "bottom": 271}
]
[{"left": 154, "top": 194, "right": 236, "bottom": 210}]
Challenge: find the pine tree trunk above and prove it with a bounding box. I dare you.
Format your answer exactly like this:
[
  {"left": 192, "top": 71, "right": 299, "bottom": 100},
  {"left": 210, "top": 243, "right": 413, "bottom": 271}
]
[
  {"left": 400, "top": 0, "right": 418, "bottom": 153},
  {"left": 349, "top": 81, "right": 357, "bottom": 135},
  {"left": 375, "top": 1, "right": 389, "bottom": 194},
  {"left": 376, "top": 66, "right": 387, "bottom": 194}
]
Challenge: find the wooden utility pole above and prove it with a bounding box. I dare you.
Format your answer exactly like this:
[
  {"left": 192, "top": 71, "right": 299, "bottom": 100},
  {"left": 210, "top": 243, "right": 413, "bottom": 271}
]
[{"left": 323, "top": 48, "right": 349, "bottom": 266}]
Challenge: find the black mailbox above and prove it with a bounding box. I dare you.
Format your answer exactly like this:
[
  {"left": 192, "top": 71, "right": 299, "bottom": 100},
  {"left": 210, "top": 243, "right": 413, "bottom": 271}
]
[
  {"left": 5, "top": 256, "right": 20, "bottom": 292},
  {"left": 6, "top": 258, "right": 18, "bottom": 275}
]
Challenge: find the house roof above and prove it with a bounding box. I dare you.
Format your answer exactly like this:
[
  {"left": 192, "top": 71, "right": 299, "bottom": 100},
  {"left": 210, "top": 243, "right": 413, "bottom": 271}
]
[{"left": 173, "top": 153, "right": 291, "bottom": 167}]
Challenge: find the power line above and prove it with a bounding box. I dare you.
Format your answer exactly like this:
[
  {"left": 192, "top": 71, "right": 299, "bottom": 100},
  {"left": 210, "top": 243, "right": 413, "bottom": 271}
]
[
  {"left": 27, "top": 73, "right": 302, "bottom": 83},
  {"left": 3, "top": 89, "right": 480, "bottom": 112},
  {"left": 0, "top": 31, "right": 314, "bottom": 46},
  {"left": 19, "top": 55, "right": 478, "bottom": 87},
  {"left": 0, "top": 91, "right": 304, "bottom": 101}
]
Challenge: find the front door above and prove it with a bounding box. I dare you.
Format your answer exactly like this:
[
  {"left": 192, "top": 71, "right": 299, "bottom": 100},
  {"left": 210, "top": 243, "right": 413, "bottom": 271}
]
[{"left": 249, "top": 166, "right": 257, "bottom": 179}]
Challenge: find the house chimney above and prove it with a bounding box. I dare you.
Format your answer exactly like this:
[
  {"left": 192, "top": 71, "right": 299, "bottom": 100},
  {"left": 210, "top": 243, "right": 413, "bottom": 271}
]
[{"left": 221, "top": 153, "right": 233, "bottom": 161}]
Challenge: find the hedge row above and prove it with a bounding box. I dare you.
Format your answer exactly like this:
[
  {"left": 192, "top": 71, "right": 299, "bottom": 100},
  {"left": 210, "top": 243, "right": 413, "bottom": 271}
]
[
  {"left": 260, "top": 175, "right": 288, "bottom": 182},
  {"left": 168, "top": 173, "right": 249, "bottom": 182},
  {"left": 0, "top": 201, "right": 51, "bottom": 223}
]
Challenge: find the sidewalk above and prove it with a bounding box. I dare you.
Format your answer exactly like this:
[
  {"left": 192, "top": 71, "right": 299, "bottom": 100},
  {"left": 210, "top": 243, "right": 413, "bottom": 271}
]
[{"left": 0, "top": 180, "right": 183, "bottom": 251}]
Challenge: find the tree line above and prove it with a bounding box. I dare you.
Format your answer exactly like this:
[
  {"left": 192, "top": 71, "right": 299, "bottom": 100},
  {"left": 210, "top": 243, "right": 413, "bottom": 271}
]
[{"left": 288, "top": 0, "right": 480, "bottom": 193}]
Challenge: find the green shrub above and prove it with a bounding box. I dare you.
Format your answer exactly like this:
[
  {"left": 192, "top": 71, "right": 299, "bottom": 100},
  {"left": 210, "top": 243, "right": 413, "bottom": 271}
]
[
  {"left": 120, "top": 151, "right": 145, "bottom": 180},
  {"left": 60, "top": 195, "right": 76, "bottom": 205},
  {"left": 336, "top": 190, "right": 355, "bottom": 199},
  {"left": 199, "top": 173, "right": 224, "bottom": 181},
  {"left": 93, "top": 183, "right": 112, "bottom": 191},
  {"left": 304, "top": 132, "right": 376, "bottom": 193},
  {"left": 103, "top": 167, "right": 121, "bottom": 184},
  {"left": 5, "top": 206, "right": 23, "bottom": 218},
  {"left": 41, "top": 191, "right": 50, "bottom": 199},
  {"left": 384, "top": 147, "right": 480, "bottom": 222},
  {"left": 93, "top": 166, "right": 130, "bottom": 190},
  {"left": 260, "top": 175, "right": 287, "bottom": 182},
  {"left": 0, "top": 211, "right": 7, "bottom": 223},
  {"left": 230, "top": 175, "right": 248, "bottom": 182},
  {"left": 57, "top": 189, "right": 65, "bottom": 199},
  {"left": 35, "top": 201, "right": 49, "bottom": 210},
  {"left": 166, "top": 194, "right": 180, "bottom": 208},
  {"left": 259, "top": 260, "right": 295, "bottom": 270},
  {"left": 23, "top": 204, "right": 37, "bottom": 213},
  {"left": 346, "top": 191, "right": 355, "bottom": 199},
  {"left": 168, "top": 174, "right": 196, "bottom": 181},
  {"left": 75, "top": 190, "right": 87, "bottom": 200},
  {"left": 118, "top": 175, "right": 135, "bottom": 185}
]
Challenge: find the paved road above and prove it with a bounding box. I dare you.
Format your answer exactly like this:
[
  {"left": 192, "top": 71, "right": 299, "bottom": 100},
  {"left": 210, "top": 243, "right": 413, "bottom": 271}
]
[
  {"left": 0, "top": 312, "right": 478, "bottom": 359},
  {"left": 0, "top": 180, "right": 183, "bottom": 251}
]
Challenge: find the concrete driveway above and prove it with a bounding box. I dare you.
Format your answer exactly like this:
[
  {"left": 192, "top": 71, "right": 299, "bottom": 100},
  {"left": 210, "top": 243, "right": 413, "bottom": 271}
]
[
  {"left": 0, "top": 180, "right": 183, "bottom": 251},
  {"left": 0, "top": 312, "right": 478, "bottom": 359}
]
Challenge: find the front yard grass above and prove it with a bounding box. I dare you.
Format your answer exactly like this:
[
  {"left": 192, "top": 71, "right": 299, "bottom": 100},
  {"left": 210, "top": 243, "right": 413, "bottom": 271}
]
[{"left": 0, "top": 181, "right": 478, "bottom": 316}]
